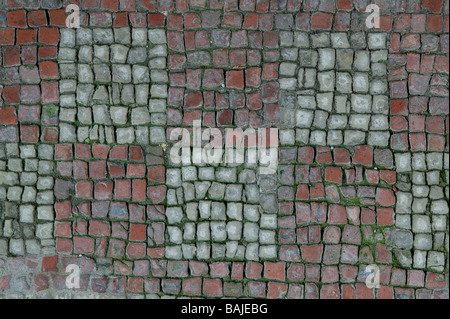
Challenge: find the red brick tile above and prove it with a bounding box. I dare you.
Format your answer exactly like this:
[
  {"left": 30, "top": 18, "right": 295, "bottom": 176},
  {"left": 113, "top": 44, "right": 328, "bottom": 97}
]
[
  {"left": 264, "top": 103, "right": 280, "bottom": 122},
  {"left": 56, "top": 238, "right": 72, "bottom": 254},
  {"left": 110, "top": 145, "right": 128, "bottom": 160},
  {"left": 94, "top": 181, "right": 113, "bottom": 200},
  {"left": 203, "top": 278, "right": 223, "bottom": 297},
  {"left": 2, "top": 47, "right": 20, "bottom": 67},
  {"left": 186, "top": 261, "right": 207, "bottom": 277},
  {"left": 390, "top": 116, "right": 408, "bottom": 131},
  {"left": 356, "top": 283, "right": 375, "bottom": 299},
  {"left": 48, "top": 9, "right": 67, "bottom": 26},
  {"left": 115, "top": 179, "right": 131, "bottom": 200},
  {"left": 19, "top": 45, "right": 35, "bottom": 64},
  {"left": 41, "top": 256, "right": 58, "bottom": 272},
  {"left": 129, "top": 12, "right": 147, "bottom": 27},
  {"left": 406, "top": 52, "right": 420, "bottom": 72},
  {"left": 39, "top": 61, "right": 59, "bottom": 79},
  {"left": 328, "top": 204, "right": 347, "bottom": 224},
  {"left": 132, "top": 179, "right": 146, "bottom": 202},
  {"left": 325, "top": 167, "right": 342, "bottom": 184},
  {"left": 264, "top": 262, "right": 285, "bottom": 281},
  {"left": 38, "top": 27, "right": 59, "bottom": 45},
  {"left": 301, "top": 244, "right": 323, "bottom": 263},
  {"left": 89, "top": 219, "right": 111, "bottom": 237},
  {"left": 336, "top": 0, "right": 352, "bottom": 10},
  {"left": 89, "top": 12, "right": 112, "bottom": 27},
  {"left": 7, "top": 9, "right": 27, "bottom": 28},
  {"left": 428, "top": 134, "right": 445, "bottom": 151},
  {"left": 222, "top": 12, "right": 242, "bottom": 28},
  {"left": 266, "top": 282, "right": 287, "bottom": 299},
  {"left": 102, "top": 0, "right": 119, "bottom": 10},
  {"left": 74, "top": 144, "right": 90, "bottom": 160},
  {"left": 353, "top": 145, "right": 373, "bottom": 166},
  {"left": 20, "top": 124, "right": 39, "bottom": 143},
  {"left": 0, "top": 106, "right": 17, "bottom": 125},
  {"left": 202, "top": 68, "right": 224, "bottom": 88},
  {"left": 263, "top": 30, "right": 278, "bottom": 48},
  {"left": 245, "top": 67, "right": 260, "bottom": 87},
  {"left": 245, "top": 262, "right": 262, "bottom": 279},
  {"left": 435, "top": 55, "right": 449, "bottom": 73},
  {"left": 316, "top": 147, "right": 332, "bottom": 163},
  {"left": 184, "top": 13, "right": 200, "bottom": 28},
  {"left": 409, "top": 73, "right": 430, "bottom": 95},
  {"left": 76, "top": 181, "right": 93, "bottom": 199},
  {"left": 376, "top": 188, "right": 395, "bottom": 206},
  {"left": 41, "top": 81, "right": 59, "bottom": 104},
  {"left": 411, "top": 14, "right": 426, "bottom": 32},
  {"left": 181, "top": 277, "right": 201, "bottom": 295},
  {"left": 426, "top": 273, "right": 446, "bottom": 289},
  {"left": 422, "top": 0, "right": 443, "bottom": 13},
  {"left": 17, "top": 29, "right": 37, "bottom": 44},
  {"left": 394, "top": 14, "right": 410, "bottom": 31},
  {"left": 148, "top": 13, "right": 165, "bottom": 27},
  {"left": 228, "top": 49, "right": 244, "bottom": 66},
  {"left": 73, "top": 236, "right": 95, "bottom": 254},
  {"left": 38, "top": 46, "right": 57, "bottom": 59},
  {"left": 0, "top": 28, "right": 15, "bottom": 45},
  {"left": 380, "top": 170, "right": 396, "bottom": 184},
  {"left": 311, "top": 12, "right": 332, "bottom": 30},
  {"left": 409, "top": 133, "right": 427, "bottom": 151},
  {"left": 427, "top": 15, "right": 443, "bottom": 32},
  {"left": 126, "top": 163, "right": 146, "bottom": 178},
  {"left": 426, "top": 116, "right": 445, "bottom": 133}
]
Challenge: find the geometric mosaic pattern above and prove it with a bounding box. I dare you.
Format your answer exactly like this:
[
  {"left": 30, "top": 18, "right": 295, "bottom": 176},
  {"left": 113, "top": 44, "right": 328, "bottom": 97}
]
[{"left": 0, "top": 0, "right": 448, "bottom": 299}]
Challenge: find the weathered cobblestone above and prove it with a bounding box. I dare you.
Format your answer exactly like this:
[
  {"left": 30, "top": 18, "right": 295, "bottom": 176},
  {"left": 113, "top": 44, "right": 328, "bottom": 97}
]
[{"left": 0, "top": 0, "right": 448, "bottom": 300}]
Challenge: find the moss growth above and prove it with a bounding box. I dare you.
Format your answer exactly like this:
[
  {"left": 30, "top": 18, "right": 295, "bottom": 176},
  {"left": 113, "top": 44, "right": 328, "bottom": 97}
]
[
  {"left": 341, "top": 196, "right": 364, "bottom": 207},
  {"left": 235, "top": 163, "right": 245, "bottom": 177},
  {"left": 45, "top": 106, "right": 57, "bottom": 117}
]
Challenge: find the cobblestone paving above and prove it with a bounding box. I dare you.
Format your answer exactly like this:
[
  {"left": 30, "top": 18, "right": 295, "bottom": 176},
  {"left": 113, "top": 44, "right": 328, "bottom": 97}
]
[{"left": 0, "top": 0, "right": 448, "bottom": 299}]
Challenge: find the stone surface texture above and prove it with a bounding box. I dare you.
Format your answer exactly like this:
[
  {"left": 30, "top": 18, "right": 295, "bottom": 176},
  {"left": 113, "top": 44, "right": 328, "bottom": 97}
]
[{"left": 0, "top": 0, "right": 448, "bottom": 299}]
